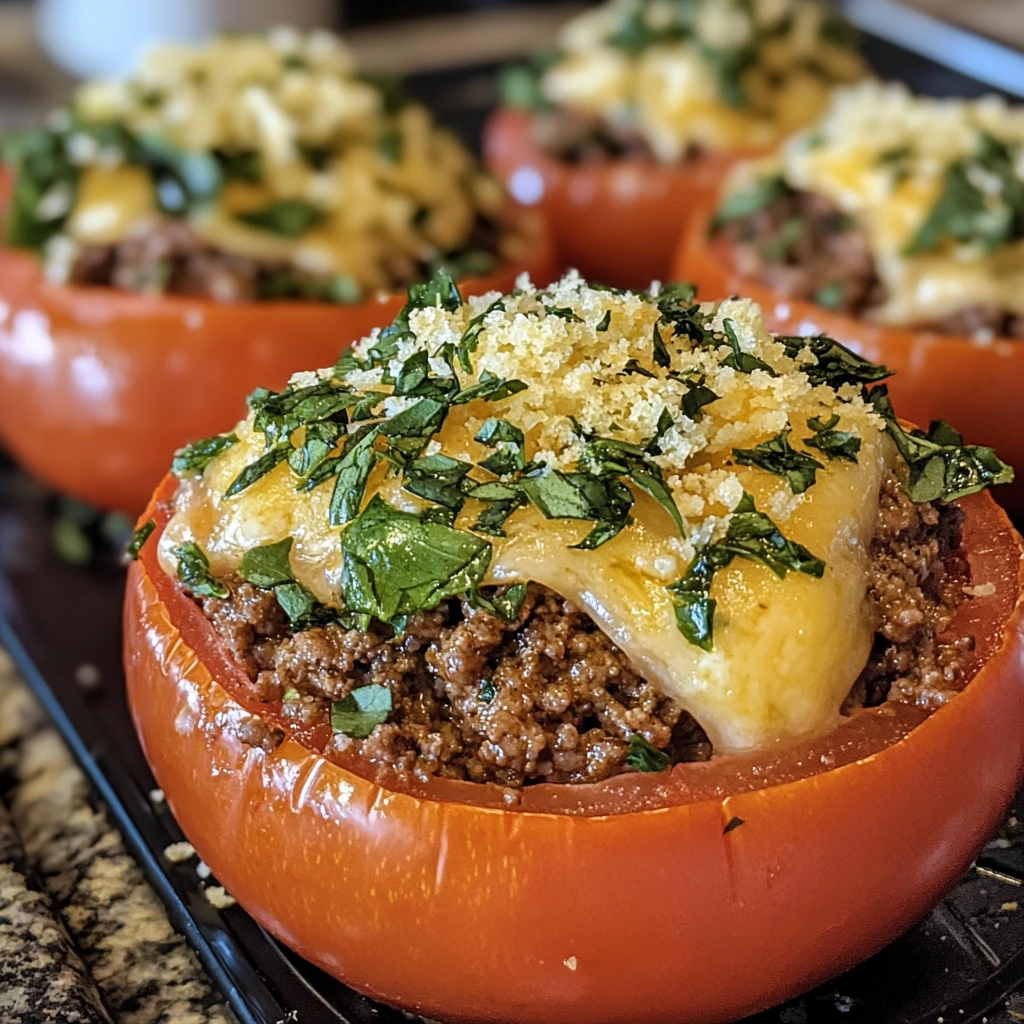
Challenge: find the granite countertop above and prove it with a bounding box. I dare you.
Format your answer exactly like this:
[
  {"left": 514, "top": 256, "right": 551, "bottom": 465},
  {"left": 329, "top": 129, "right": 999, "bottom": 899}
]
[{"left": 0, "top": 647, "right": 237, "bottom": 1024}]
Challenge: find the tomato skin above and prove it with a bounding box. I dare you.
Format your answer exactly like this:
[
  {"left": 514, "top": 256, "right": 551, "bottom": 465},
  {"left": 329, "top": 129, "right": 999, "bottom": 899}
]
[
  {"left": 673, "top": 200, "right": 1024, "bottom": 514},
  {"left": 125, "top": 476, "right": 1024, "bottom": 1024},
  {"left": 0, "top": 201, "right": 558, "bottom": 514},
  {"left": 483, "top": 108, "right": 748, "bottom": 292}
]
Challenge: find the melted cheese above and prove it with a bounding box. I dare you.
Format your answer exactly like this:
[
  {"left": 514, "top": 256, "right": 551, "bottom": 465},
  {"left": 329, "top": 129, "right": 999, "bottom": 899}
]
[
  {"left": 53, "top": 32, "right": 507, "bottom": 291},
  {"left": 777, "top": 82, "right": 1024, "bottom": 326},
  {"left": 159, "top": 280, "right": 889, "bottom": 755},
  {"left": 65, "top": 166, "right": 156, "bottom": 245},
  {"left": 542, "top": 0, "right": 865, "bottom": 161}
]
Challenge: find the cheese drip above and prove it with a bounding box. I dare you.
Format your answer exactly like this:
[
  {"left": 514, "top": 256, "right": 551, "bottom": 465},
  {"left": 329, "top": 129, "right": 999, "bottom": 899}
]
[
  {"left": 50, "top": 30, "right": 509, "bottom": 292},
  {"left": 771, "top": 82, "right": 1024, "bottom": 327},
  {"left": 539, "top": 0, "right": 865, "bottom": 161},
  {"left": 160, "top": 280, "right": 887, "bottom": 754}
]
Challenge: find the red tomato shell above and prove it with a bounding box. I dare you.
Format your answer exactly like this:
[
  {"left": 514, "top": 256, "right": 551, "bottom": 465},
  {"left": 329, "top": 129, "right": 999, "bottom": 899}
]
[
  {"left": 672, "top": 198, "right": 1024, "bottom": 514},
  {"left": 484, "top": 108, "right": 751, "bottom": 291},
  {"left": 125, "top": 475, "right": 1024, "bottom": 1024},
  {"left": 0, "top": 181, "right": 559, "bottom": 512}
]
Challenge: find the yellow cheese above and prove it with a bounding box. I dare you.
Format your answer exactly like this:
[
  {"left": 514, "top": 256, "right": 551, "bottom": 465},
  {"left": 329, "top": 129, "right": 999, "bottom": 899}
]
[
  {"left": 64, "top": 165, "right": 156, "bottom": 245},
  {"left": 159, "top": 279, "right": 888, "bottom": 755},
  {"left": 777, "top": 82, "right": 1024, "bottom": 327},
  {"left": 542, "top": 0, "right": 865, "bottom": 161},
  {"left": 53, "top": 32, "right": 506, "bottom": 292}
]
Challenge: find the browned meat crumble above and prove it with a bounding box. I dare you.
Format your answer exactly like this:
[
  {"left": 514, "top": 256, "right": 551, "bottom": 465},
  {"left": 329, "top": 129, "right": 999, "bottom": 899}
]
[
  {"left": 717, "top": 189, "right": 1024, "bottom": 338},
  {"left": 198, "top": 473, "right": 968, "bottom": 786},
  {"left": 65, "top": 215, "right": 506, "bottom": 302},
  {"left": 529, "top": 109, "right": 671, "bottom": 164}
]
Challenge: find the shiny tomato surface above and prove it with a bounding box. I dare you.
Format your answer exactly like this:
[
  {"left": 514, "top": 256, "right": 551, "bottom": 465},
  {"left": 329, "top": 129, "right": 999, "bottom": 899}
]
[
  {"left": 673, "top": 199, "right": 1024, "bottom": 513},
  {"left": 125, "top": 475, "right": 1024, "bottom": 1024},
  {"left": 0, "top": 196, "right": 558, "bottom": 512},
  {"left": 484, "top": 108, "right": 748, "bottom": 291}
]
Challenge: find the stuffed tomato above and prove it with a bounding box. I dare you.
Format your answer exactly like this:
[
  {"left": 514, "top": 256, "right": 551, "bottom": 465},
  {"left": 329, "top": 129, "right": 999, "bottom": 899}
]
[
  {"left": 485, "top": 0, "right": 864, "bottom": 289},
  {"left": 674, "top": 82, "right": 1024, "bottom": 512},
  {"left": 0, "top": 29, "right": 557, "bottom": 511},
  {"left": 126, "top": 270, "right": 1022, "bottom": 1024}
]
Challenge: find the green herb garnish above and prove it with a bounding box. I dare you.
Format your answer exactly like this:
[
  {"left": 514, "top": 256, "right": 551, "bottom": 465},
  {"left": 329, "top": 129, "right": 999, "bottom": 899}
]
[
  {"left": 668, "top": 493, "right": 824, "bottom": 650},
  {"left": 625, "top": 734, "right": 670, "bottom": 773},
  {"left": 804, "top": 415, "right": 860, "bottom": 462},
  {"left": 733, "top": 428, "right": 822, "bottom": 494},
  {"left": 238, "top": 537, "right": 295, "bottom": 588},
  {"left": 341, "top": 495, "right": 492, "bottom": 625},
  {"left": 869, "top": 387, "right": 1013, "bottom": 501},
  {"left": 172, "top": 432, "right": 239, "bottom": 475},
  {"left": 174, "top": 541, "right": 229, "bottom": 600},
  {"left": 236, "top": 199, "right": 325, "bottom": 237},
  {"left": 777, "top": 334, "right": 892, "bottom": 388},
  {"left": 331, "top": 685, "right": 393, "bottom": 738},
  {"left": 127, "top": 518, "right": 156, "bottom": 561}
]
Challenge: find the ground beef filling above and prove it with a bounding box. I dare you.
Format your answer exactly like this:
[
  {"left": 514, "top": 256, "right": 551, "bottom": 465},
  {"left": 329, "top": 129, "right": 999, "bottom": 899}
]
[
  {"left": 198, "top": 473, "right": 968, "bottom": 786},
  {"left": 64, "top": 213, "right": 507, "bottom": 302},
  {"left": 529, "top": 109, "right": 680, "bottom": 164},
  {"left": 717, "top": 189, "right": 1024, "bottom": 338}
]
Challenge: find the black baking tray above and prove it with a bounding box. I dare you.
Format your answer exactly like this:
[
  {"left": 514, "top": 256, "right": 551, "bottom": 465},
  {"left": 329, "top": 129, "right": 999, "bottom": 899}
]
[{"left": 4, "top": 26, "right": 1024, "bottom": 1024}]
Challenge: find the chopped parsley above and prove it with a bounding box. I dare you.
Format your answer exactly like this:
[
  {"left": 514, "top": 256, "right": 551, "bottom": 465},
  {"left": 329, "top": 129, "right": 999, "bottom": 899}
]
[
  {"left": 723, "top": 815, "right": 745, "bottom": 834},
  {"left": 869, "top": 387, "right": 1013, "bottom": 501},
  {"left": 804, "top": 415, "right": 861, "bottom": 463},
  {"left": 341, "top": 495, "right": 492, "bottom": 627},
  {"left": 172, "top": 432, "right": 239, "bottom": 475},
  {"left": 235, "top": 536, "right": 332, "bottom": 627},
  {"left": 721, "top": 318, "right": 777, "bottom": 376},
  {"left": 668, "top": 493, "right": 824, "bottom": 650},
  {"left": 680, "top": 376, "right": 720, "bottom": 421},
  {"left": 173, "top": 541, "right": 228, "bottom": 600},
  {"left": 331, "top": 685, "right": 393, "bottom": 738},
  {"left": 127, "top": 518, "right": 156, "bottom": 560},
  {"left": 236, "top": 199, "right": 326, "bottom": 237},
  {"left": 625, "top": 734, "right": 670, "bottom": 773},
  {"left": 777, "top": 334, "right": 892, "bottom": 388},
  {"left": 596, "top": 310, "right": 612, "bottom": 332},
  {"left": 238, "top": 537, "right": 295, "bottom": 588},
  {"left": 711, "top": 175, "right": 790, "bottom": 232},
  {"left": 905, "top": 133, "right": 1024, "bottom": 256},
  {"left": 732, "top": 428, "right": 823, "bottom": 494}
]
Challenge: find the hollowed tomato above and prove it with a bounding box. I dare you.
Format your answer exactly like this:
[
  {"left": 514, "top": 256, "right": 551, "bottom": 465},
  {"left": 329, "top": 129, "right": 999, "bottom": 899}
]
[
  {"left": 125, "top": 474, "right": 1024, "bottom": 1024},
  {"left": 673, "top": 198, "right": 1024, "bottom": 514},
  {"left": 484, "top": 108, "right": 750, "bottom": 292},
  {"left": 0, "top": 187, "right": 558, "bottom": 513}
]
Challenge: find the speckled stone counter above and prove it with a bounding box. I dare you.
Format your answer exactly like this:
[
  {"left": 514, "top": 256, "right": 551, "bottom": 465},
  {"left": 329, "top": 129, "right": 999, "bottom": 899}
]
[{"left": 0, "top": 647, "right": 237, "bottom": 1024}]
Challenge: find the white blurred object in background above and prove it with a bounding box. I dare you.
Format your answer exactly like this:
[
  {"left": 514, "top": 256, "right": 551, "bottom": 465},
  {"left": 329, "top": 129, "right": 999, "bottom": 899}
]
[{"left": 37, "top": 0, "right": 337, "bottom": 78}]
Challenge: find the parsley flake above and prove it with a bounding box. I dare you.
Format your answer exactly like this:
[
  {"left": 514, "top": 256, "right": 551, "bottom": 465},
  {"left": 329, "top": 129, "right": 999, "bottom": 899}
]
[
  {"left": 127, "top": 518, "right": 155, "bottom": 560},
  {"left": 733, "top": 428, "right": 823, "bottom": 494},
  {"left": 174, "top": 541, "right": 228, "bottom": 600},
  {"left": 625, "top": 735, "right": 670, "bottom": 773},
  {"left": 331, "top": 685, "right": 392, "bottom": 738}
]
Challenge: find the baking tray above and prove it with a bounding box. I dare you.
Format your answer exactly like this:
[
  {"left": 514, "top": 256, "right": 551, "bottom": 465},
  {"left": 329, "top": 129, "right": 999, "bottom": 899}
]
[{"left": 4, "top": 30, "right": 1024, "bottom": 1024}]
